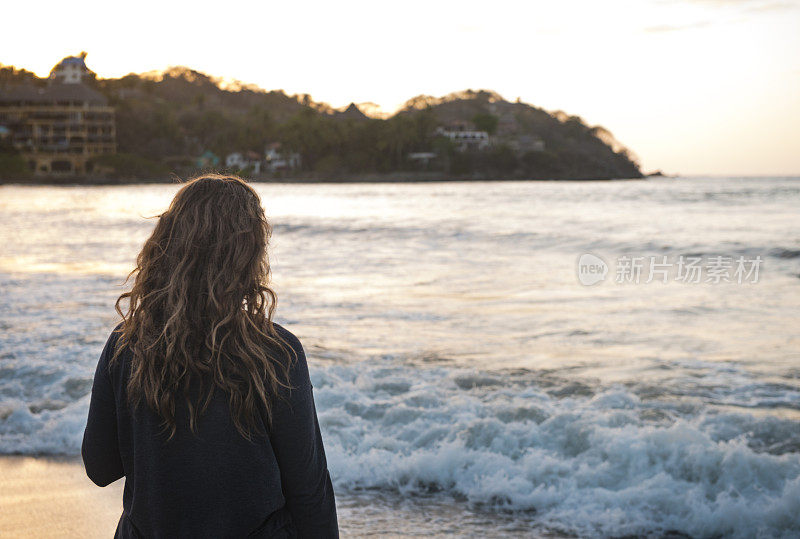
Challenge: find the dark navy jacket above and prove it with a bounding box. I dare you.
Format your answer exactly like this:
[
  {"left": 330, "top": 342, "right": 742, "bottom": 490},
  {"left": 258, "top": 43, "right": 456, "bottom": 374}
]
[{"left": 82, "top": 323, "right": 338, "bottom": 538}]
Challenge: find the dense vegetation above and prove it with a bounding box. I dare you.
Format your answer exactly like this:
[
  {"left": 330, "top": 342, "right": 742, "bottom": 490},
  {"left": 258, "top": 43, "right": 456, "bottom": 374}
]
[{"left": 0, "top": 64, "right": 642, "bottom": 181}]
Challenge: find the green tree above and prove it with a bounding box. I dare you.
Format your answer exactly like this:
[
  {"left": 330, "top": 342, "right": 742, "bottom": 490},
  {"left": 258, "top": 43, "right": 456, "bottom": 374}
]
[
  {"left": 0, "top": 152, "right": 31, "bottom": 179},
  {"left": 486, "top": 144, "right": 518, "bottom": 174},
  {"left": 472, "top": 113, "right": 499, "bottom": 135}
]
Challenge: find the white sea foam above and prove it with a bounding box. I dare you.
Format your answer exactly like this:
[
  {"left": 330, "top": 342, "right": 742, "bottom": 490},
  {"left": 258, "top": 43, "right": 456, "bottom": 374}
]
[
  {"left": 311, "top": 361, "right": 800, "bottom": 538},
  {"left": 3, "top": 359, "right": 799, "bottom": 537}
]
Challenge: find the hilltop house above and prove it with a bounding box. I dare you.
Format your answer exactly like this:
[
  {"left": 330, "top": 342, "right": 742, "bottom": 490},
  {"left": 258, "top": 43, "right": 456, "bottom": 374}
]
[
  {"left": 49, "top": 53, "right": 94, "bottom": 84},
  {"left": 434, "top": 123, "right": 490, "bottom": 152},
  {"left": 334, "top": 102, "right": 369, "bottom": 121},
  {"left": 0, "top": 53, "right": 116, "bottom": 176},
  {"left": 225, "top": 151, "right": 262, "bottom": 173},
  {"left": 265, "top": 142, "right": 300, "bottom": 173}
]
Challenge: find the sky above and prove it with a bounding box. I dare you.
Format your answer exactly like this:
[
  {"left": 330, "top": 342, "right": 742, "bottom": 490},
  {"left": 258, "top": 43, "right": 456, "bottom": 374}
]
[{"left": 2, "top": 0, "right": 799, "bottom": 176}]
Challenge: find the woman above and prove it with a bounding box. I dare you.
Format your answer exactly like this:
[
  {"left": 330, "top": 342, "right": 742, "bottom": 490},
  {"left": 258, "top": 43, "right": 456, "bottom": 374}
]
[{"left": 82, "top": 174, "right": 338, "bottom": 538}]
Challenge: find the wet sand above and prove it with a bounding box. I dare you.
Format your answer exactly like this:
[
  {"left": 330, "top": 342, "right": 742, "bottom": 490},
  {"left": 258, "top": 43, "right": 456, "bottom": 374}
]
[
  {"left": 0, "top": 456, "right": 123, "bottom": 539},
  {"left": 0, "top": 456, "right": 567, "bottom": 538}
]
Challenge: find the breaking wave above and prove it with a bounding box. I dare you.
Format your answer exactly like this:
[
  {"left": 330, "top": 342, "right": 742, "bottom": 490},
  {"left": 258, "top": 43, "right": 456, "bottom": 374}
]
[{"left": 4, "top": 360, "right": 799, "bottom": 538}]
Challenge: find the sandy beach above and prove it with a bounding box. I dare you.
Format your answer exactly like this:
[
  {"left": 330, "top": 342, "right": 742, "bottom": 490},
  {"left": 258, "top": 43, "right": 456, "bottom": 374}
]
[
  {"left": 0, "top": 456, "right": 123, "bottom": 538},
  {"left": 0, "top": 456, "right": 555, "bottom": 538}
]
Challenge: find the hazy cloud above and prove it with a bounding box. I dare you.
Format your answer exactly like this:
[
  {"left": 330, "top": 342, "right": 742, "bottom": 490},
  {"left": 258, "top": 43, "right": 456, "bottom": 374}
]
[
  {"left": 644, "top": 20, "right": 712, "bottom": 32},
  {"left": 646, "top": 0, "right": 796, "bottom": 33}
]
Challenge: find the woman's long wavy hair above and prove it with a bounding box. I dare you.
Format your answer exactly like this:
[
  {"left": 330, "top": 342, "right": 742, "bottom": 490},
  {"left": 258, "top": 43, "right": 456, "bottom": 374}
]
[{"left": 110, "top": 174, "right": 295, "bottom": 440}]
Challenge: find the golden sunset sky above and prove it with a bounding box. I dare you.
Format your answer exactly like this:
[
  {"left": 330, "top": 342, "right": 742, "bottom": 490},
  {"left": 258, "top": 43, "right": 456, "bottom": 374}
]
[{"left": 3, "top": 0, "right": 799, "bottom": 175}]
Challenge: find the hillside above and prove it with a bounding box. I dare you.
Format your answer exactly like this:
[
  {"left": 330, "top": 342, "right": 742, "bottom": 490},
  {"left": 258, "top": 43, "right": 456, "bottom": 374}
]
[
  {"left": 397, "top": 89, "right": 641, "bottom": 180},
  {"left": 0, "top": 63, "right": 642, "bottom": 181}
]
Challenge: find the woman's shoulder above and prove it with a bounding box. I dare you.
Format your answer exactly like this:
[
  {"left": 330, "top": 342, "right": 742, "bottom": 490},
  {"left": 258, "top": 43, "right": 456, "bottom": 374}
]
[
  {"left": 102, "top": 321, "right": 125, "bottom": 358},
  {"left": 93, "top": 321, "right": 130, "bottom": 383},
  {"left": 270, "top": 322, "right": 313, "bottom": 387},
  {"left": 271, "top": 322, "right": 304, "bottom": 355}
]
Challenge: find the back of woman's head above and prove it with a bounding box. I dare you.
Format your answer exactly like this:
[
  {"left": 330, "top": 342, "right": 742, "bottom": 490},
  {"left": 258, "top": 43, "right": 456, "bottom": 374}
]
[{"left": 112, "top": 174, "right": 294, "bottom": 440}]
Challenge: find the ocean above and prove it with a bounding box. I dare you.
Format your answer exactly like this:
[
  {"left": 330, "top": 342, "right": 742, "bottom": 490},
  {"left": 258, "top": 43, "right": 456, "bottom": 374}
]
[{"left": 0, "top": 177, "right": 798, "bottom": 537}]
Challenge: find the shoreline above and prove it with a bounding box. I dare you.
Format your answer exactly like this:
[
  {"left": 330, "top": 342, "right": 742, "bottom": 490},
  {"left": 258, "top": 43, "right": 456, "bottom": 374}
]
[
  {"left": 0, "top": 172, "right": 649, "bottom": 186},
  {"left": 0, "top": 455, "right": 573, "bottom": 538}
]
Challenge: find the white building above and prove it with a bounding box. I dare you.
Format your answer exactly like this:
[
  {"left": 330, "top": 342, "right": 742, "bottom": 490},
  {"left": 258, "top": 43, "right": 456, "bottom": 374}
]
[
  {"left": 226, "top": 152, "right": 246, "bottom": 169},
  {"left": 49, "top": 53, "right": 92, "bottom": 84},
  {"left": 265, "top": 142, "right": 301, "bottom": 172},
  {"left": 225, "top": 151, "right": 262, "bottom": 173},
  {"left": 434, "top": 126, "right": 490, "bottom": 151}
]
